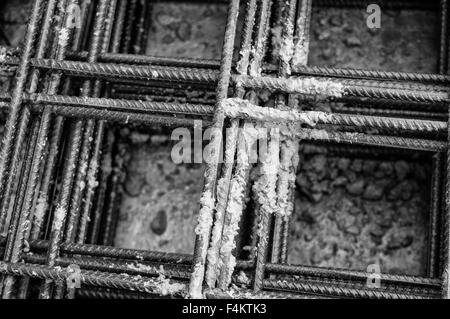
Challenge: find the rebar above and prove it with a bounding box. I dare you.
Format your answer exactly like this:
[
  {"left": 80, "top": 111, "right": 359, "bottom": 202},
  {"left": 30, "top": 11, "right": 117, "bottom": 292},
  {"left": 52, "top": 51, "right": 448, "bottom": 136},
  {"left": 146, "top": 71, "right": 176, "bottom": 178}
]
[{"left": 0, "top": 0, "right": 448, "bottom": 301}]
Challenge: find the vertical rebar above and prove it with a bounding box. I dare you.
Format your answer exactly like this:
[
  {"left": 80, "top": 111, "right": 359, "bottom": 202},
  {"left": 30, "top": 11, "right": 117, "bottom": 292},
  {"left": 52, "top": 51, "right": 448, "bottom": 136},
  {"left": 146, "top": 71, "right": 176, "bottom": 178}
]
[
  {"left": 189, "top": 0, "right": 241, "bottom": 299},
  {"left": 98, "top": 0, "right": 129, "bottom": 247},
  {"left": 205, "top": 0, "right": 258, "bottom": 290},
  {"left": 0, "top": 0, "right": 46, "bottom": 233},
  {"left": 439, "top": 0, "right": 449, "bottom": 74},
  {"left": 253, "top": 0, "right": 298, "bottom": 291},
  {"left": 429, "top": 153, "right": 442, "bottom": 278},
  {"left": 275, "top": 0, "right": 312, "bottom": 265},
  {"left": 217, "top": 0, "right": 273, "bottom": 290},
  {"left": 0, "top": 0, "right": 62, "bottom": 298},
  {"left": 39, "top": 0, "right": 110, "bottom": 299}
]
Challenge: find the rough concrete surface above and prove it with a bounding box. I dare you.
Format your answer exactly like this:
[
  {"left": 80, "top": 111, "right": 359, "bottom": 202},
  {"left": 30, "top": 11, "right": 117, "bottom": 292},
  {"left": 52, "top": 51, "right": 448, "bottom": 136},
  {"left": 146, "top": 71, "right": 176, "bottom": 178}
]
[
  {"left": 114, "top": 132, "right": 205, "bottom": 254},
  {"left": 291, "top": 150, "right": 430, "bottom": 276}
]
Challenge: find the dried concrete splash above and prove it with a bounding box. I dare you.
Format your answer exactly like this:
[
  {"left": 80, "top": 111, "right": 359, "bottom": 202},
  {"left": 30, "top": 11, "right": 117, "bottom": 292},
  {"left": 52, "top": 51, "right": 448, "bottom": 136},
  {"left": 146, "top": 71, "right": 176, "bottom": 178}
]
[
  {"left": 58, "top": 27, "right": 70, "bottom": 49},
  {"left": 252, "top": 126, "right": 280, "bottom": 219},
  {"left": 281, "top": 77, "right": 344, "bottom": 97},
  {"left": 235, "top": 75, "right": 344, "bottom": 98},
  {"left": 190, "top": 263, "right": 206, "bottom": 299},
  {"left": 87, "top": 157, "right": 100, "bottom": 191},
  {"left": 78, "top": 160, "right": 88, "bottom": 192},
  {"left": 190, "top": 189, "right": 215, "bottom": 299},
  {"left": 292, "top": 0, "right": 312, "bottom": 68},
  {"left": 205, "top": 177, "right": 227, "bottom": 288},
  {"left": 297, "top": 128, "right": 331, "bottom": 141},
  {"left": 154, "top": 272, "right": 186, "bottom": 296},
  {"left": 217, "top": 122, "right": 257, "bottom": 288},
  {"left": 222, "top": 98, "right": 333, "bottom": 127},
  {"left": 276, "top": 134, "right": 300, "bottom": 217},
  {"left": 52, "top": 206, "right": 66, "bottom": 232},
  {"left": 33, "top": 195, "right": 47, "bottom": 231},
  {"left": 194, "top": 190, "right": 214, "bottom": 237},
  {"left": 292, "top": 43, "right": 309, "bottom": 68},
  {"left": 279, "top": 20, "right": 295, "bottom": 74}
]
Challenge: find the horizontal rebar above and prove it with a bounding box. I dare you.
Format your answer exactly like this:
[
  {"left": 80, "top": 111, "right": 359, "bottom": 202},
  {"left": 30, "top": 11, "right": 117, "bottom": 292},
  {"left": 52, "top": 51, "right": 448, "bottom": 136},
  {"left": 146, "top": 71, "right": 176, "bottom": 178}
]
[
  {"left": 263, "top": 279, "right": 438, "bottom": 299},
  {"left": 298, "top": 128, "right": 447, "bottom": 152},
  {"left": 0, "top": 243, "right": 440, "bottom": 298},
  {"left": 66, "top": 51, "right": 222, "bottom": 69},
  {"left": 2, "top": 93, "right": 448, "bottom": 142},
  {"left": 32, "top": 59, "right": 219, "bottom": 84},
  {"left": 3, "top": 58, "right": 447, "bottom": 104},
  {"left": 124, "top": 0, "right": 439, "bottom": 10},
  {"left": 76, "top": 287, "right": 154, "bottom": 299},
  {"left": 1, "top": 238, "right": 438, "bottom": 292},
  {"left": 331, "top": 105, "right": 447, "bottom": 120},
  {"left": 222, "top": 98, "right": 447, "bottom": 133},
  {"left": 67, "top": 52, "right": 450, "bottom": 83},
  {"left": 291, "top": 64, "right": 450, "bottom": 84},
  {"left": 0, "top": 261, "right": 188, "bottom": 297},
  {"left": 25, "top": 253, "right": 192, "bottom": 280},
  {"left": 265, "top": 263, "right": 441, "bottom": 289},
  {"left": 4, "top": 52, "right": 450, "bottom": 85},
  {"left": 0, "top": 0, "right": 446, "bottom": 300},
  {"left": 29, "top": 240, "right": 194, "bottom": 265},
  {"left": 205, "top": 287, "right": 320, "bottom": 299},
  {"left": 313, "top": 0, "right": 439, "bottom": 10},
  {"left": 236, "top": 75, "right": 449, "bottom": 103},
  {"left": 0, "top": 93, "right": 212, "bottom": 126},
  {"left": 29, "top": 93, "right": 214, "bottom": 116}
]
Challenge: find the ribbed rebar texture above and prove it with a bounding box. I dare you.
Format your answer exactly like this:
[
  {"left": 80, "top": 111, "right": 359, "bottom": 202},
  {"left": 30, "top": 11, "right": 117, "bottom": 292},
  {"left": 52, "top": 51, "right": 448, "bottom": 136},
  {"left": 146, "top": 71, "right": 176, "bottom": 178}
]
[{"left": 0, "top": 0, "right": 447, "bottom": 301}]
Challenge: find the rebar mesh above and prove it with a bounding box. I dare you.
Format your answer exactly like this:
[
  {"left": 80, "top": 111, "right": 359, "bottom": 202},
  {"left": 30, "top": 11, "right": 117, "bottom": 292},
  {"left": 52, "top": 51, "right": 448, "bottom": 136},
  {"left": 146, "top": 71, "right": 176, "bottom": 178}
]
[{"left": 0, "top": 0, "right": 448, "bottom": 299}]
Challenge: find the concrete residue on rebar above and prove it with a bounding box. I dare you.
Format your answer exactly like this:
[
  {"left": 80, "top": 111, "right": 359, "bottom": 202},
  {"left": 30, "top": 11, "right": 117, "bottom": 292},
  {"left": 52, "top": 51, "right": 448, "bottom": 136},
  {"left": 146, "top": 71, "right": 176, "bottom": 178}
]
[
  {"left": 292, "top": 77, "right": 344, "bottom": 98},
  {"left": 292, "top": 33, "right": 309, "bottom": 68},
  {"left": 205, "top": 122, "right": 240, "bottom": 287},
  {"left": 190, "top": 190, "right": 215, "bottom": 298},
  {"left": 194, "top": 190, "right": 214, "bottom": 236},
  {"left": 78, "top": 160, "right": 88, "bottom": 192},
  {"left": 205, "top": 177, "right": 227, "bottom": 288},
  {"left": 221, "top": 98, "right": 333, "bottom": 127},
  {"left": 298, "top": 128, "right": 331, "bottom": 141},
  {"left": 154, "top": 272, "right": 186, "bottom": 296},
  {"left": 236, "top": 271, "right": 250, "bottom": 285},
  {"left": 276, "top": 133, "right": 300, "bottom": 217},
  {"left": 236, "top": 46, "right": 251, "bottom": 75},
  {"left": 217, "top": 122, "right": 257, "bottom": 287},
  {"left": 53, "top": 206, "right": 66, "bottom": 232},
  {"left": 190, "top": 263, "right": 205, "bottom": 299},
  {"left": 34, "top": 195, "right": 47, "bottom": 229},
  {"left": 252, "top": 127, "right": 280, "bottom": 219},
  {"left": 279, "top": 20, "right": 295, "bottom": 74},
  {"left": 58, "top": 27, "right": 70, "bottom": 48},
  {"left": 127, "top": 262, "right": 158, "bottom": 273},
  {"left": 235, "top": 76, "right": 344, "bottom": 98},
  {"left": 292, "top": 45, "right": 308, "bottom": 68},
  {"left": 87, "top": 157, "right": 100, "bottom": 190},
  {"left": 291, "top": 2, "right": 311, "bottom": 68}
]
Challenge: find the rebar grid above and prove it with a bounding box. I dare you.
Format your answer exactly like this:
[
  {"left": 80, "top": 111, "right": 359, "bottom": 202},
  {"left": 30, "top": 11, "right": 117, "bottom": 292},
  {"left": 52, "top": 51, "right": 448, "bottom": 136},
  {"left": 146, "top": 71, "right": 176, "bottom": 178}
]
[{"left": 0, "top": 0, "right": 448, "bottom": 299}]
